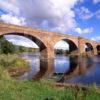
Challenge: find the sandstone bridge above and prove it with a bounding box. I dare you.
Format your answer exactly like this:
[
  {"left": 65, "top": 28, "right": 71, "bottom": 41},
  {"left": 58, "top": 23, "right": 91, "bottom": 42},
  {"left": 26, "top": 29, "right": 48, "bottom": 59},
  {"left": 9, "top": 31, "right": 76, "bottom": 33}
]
[{"left": 0, "top": 23, "right": 100, "bottom": 59}]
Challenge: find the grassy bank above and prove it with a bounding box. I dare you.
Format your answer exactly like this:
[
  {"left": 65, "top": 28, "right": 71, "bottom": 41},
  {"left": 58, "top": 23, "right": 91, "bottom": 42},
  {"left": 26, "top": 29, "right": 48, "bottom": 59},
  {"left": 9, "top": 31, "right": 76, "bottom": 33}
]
[
  {"left": 0, "top": 79, "right": 100, "bottom": 100},
  {"left": 0, "top": 54, "right": 29, "bottom": 78}
]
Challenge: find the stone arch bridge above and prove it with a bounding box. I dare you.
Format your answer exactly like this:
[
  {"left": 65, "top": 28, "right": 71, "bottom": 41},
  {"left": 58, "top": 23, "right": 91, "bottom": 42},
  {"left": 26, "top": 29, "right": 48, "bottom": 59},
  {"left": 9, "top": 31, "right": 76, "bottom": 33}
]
[{"left": 0, "top": 23, "right": 100, "bottom": 59}]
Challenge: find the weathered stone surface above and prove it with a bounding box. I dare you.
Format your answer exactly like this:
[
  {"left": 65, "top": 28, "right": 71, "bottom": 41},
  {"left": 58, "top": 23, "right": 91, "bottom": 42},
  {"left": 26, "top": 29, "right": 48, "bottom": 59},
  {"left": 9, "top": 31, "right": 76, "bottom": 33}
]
[{"left": 0, "top": 23, "right": 100, "bottom": 58}]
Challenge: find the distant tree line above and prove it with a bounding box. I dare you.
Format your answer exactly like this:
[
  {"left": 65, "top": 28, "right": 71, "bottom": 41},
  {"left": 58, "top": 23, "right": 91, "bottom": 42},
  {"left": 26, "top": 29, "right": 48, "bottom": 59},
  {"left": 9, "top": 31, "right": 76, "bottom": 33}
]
[
  {"left": 54, "top": 49, "right": 69, "bottom": 55},
  {"left": 0, "top": 36, "right": 39, "bottom": 54}
]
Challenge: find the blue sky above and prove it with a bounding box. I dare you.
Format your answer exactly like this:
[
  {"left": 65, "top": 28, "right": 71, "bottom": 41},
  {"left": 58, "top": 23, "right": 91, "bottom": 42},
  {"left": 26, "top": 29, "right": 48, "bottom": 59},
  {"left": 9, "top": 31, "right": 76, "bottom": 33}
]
[
  {"left": 73, "top": 0, "right": 100, "bottom": 39},
  {"left": 0, "top": 0, "right": 100, "bottom": 49}
]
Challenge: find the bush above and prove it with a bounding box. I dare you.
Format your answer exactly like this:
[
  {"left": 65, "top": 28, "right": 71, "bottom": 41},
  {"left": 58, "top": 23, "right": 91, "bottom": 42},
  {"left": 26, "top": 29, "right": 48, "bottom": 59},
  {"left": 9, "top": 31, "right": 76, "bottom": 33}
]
[
  {"left": 0, "top": 66, "right": 11, "bottom": 80},
  {"left": 0, "top": 54, "right": 29, "bottom": 69},
  {"left": 0, "top": 54, "right": 29, "bottom": 78}
]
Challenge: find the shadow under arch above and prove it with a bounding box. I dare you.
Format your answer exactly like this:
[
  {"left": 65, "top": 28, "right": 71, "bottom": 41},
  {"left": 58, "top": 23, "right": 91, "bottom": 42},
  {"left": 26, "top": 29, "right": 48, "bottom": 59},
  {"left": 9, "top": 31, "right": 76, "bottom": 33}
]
[
  {"left": 85, "top": 43, "right": 94, "bottom": 53},
  {"left": 0, "top": 32, "right": 47, "bottom": 59},
  {"left": 96, "top": 45, "right": 100, "bottom": 55},
  {"left": 54, "top": 39, "right": 78, "bottom": 56}
]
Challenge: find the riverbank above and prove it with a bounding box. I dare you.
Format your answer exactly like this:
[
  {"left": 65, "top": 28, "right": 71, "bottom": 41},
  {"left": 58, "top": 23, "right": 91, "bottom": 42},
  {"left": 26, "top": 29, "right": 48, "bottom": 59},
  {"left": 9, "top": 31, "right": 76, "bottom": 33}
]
[
  {"left": 0, "top": 54, "right": 100, "bottom": 99},
  {"left": 0, "top": 79, "right": 100, "bottom": 100},
  {"left": 0, "top": 54, "right": 30, "bottom": 78}
]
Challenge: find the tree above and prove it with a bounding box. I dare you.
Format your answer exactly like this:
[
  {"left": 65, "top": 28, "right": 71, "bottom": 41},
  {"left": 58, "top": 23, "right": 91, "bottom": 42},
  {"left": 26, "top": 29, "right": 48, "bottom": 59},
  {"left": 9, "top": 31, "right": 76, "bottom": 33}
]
[{"left": 0, "top": 36, "right": 15, "bottom": 54}]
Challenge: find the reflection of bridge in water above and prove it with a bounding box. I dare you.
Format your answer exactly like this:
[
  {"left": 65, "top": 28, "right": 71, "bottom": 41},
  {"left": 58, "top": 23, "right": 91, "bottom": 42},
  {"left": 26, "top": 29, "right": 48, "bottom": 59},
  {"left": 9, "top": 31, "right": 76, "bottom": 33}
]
[
  {"left": 0, "top": 23, "right": 100, "bottom": 60},
  {"left": 57, "top": 56, "right": 96, "bottom": 82},
  {"left": 32, "top": 56, "right": 96, "bottom": 81}
]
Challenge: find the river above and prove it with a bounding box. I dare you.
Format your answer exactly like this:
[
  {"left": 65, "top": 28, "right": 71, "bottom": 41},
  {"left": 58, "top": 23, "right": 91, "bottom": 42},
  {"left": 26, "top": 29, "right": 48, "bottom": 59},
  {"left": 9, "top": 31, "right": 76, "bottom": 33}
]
[{"left": 18, "top": 53, "right": 100, "bottom": 86}]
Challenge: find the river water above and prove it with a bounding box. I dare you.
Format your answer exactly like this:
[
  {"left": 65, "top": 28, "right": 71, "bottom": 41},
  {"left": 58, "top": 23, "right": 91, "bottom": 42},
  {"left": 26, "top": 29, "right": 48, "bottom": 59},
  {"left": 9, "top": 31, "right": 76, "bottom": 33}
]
[{"left": 18, "top": 53, "right": 100, "bottom": 86}]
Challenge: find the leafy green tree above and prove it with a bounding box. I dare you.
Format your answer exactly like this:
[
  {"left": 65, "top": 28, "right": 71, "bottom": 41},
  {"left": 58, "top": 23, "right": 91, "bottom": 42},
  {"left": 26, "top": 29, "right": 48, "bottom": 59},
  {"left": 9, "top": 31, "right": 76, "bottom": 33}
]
[
  {"left": 0, "top": 36, "right": 15, "bottom": 54},
  {"left": 0, "top": 36, "right": 39, "bottom": 54}
]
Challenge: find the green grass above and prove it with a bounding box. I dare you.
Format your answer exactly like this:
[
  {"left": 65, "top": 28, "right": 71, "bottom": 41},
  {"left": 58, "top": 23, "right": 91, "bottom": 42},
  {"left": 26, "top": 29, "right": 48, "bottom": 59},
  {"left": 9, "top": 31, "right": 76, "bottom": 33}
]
[{"left": 0, "top": 79, "right": 100, "bottom": 100}]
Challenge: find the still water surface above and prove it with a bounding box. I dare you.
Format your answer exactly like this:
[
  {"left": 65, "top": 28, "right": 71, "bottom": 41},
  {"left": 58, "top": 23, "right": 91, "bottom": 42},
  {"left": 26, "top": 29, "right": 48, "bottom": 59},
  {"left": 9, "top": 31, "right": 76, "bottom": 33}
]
[{"left": 18, "top": 53, "right": 100, "bottom": 86}]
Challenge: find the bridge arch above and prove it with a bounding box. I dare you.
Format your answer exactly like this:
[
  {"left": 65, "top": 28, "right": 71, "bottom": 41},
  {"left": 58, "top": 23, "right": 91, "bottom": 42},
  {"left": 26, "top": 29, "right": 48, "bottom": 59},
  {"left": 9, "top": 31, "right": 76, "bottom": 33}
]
[
  {"left": 85, "top": 43, "right": 93, "bottom": 51},
  {"left": 85, "top": 43, "right": 94, "bottom": 52},
  {"left": 96, "top": 45, "right": 100, "bottom": 55},
  {"left": 54, "top": 38, "right": 78, "bottom": 56},
  {"left": 0, "top": 32, "right": 48, "bottom": 59}
]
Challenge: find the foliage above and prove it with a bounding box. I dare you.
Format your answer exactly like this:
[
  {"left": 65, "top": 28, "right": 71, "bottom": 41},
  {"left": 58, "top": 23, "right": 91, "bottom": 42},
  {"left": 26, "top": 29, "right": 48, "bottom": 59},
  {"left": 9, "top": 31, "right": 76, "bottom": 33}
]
[
  {"left": 0, "top": 54, "right": 29, "bottom": 79},
  {"left": 0, "top": 36, "right": 15, "bottom": 54},
  {"left": 55, "top": 49, "right": 69, "bottom": 55},
  {"left": 0, "top": 36, "right": 39, "bottom": 54},
  {"left": 0, "top": 54, "right": 29, "bottom": 69}
]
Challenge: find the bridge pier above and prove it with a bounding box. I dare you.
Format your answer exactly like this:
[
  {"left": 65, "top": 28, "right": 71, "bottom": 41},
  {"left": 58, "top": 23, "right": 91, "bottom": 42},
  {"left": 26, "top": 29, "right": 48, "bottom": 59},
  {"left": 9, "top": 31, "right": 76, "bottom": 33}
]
[
  {"left": 93, "top": 46, "right": 98, "bottom": 55},
  {"left": 40, "top": 46, "right": 55, "bottom": 59},
  {"left": 78, "top": 37, "right": 85, "bottom": 55}
]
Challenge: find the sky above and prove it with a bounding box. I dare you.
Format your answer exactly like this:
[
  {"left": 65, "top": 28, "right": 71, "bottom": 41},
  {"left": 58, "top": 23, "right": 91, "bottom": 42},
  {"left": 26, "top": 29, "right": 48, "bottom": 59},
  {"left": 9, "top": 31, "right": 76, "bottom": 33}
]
[{"left": 0, "top": 0, "right": 100, "bottom": 49}]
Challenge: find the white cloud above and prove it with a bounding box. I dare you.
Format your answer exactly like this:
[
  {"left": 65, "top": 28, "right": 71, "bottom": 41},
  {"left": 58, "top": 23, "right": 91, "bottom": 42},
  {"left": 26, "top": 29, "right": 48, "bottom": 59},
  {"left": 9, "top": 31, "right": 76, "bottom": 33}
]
[
  {"left": 75, "top": 28, "right": 82, "bottom": 34},
  {"left": 0, "top": 14, "right": 26, "bottom": 26},
  {"left": 54, "top": 40, "right": 69, "bottom": 50},
  {"left": 0, "top": 0, "right": 27, "bottom": 26},
  {"left": 93, "top": 0, "right": 100, "bottom": 4},
  {"left": 82, "top": 27, "right": 93, "bottom": 33},
  {"left": 0, "top": 0, "right": 82, "bottom": 33},
  {"left": 0, "top": 0, "right": 20, "bottom": 15},
  {"left": 75, "top": 27, "right": 93, "bottom": 34},
  {"left": 91, "top": 36, "right": 100, "bottom": 41},
  {"left": 4, "top": 35, "right": 39, "bottom": 48},
  {"left": 75, "top": 7, "right": 93, "bottom": 20}
]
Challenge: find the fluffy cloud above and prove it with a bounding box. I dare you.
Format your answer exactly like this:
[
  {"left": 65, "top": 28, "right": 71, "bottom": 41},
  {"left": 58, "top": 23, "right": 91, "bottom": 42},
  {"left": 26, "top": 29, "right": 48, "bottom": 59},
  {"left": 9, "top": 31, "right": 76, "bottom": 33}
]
[
  {"left": 0, "top": 14, "right": 26, "bottom": 26},
  {"left": 0, "top": 0, "right": 26, "bottom": 26},
  {"left": 93, "top": 0, "right": 100, "bottom": 4},
  {"left": 91, "top": 36, "right": 100, "bottom": 41},
  {"left": 0, "top": 0, "right": 82, "bottom": 33},
  {"left": 75, "top": 27, "right": 93, "bottom": 34},
  {"left": 75, "top": 7, "right": 93, "bottom": 20},
  {"left": 0, "top": 0, "right": 19, "bottom": 15},
  {"left": 19, "top": 0, "right": 80, "bottom": 33},
  {"left": 54, "top": 40, "right": 69, "bottom": 50},
  {"left": 4, "top": 35, "right": 39, "bottom": 48}
]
